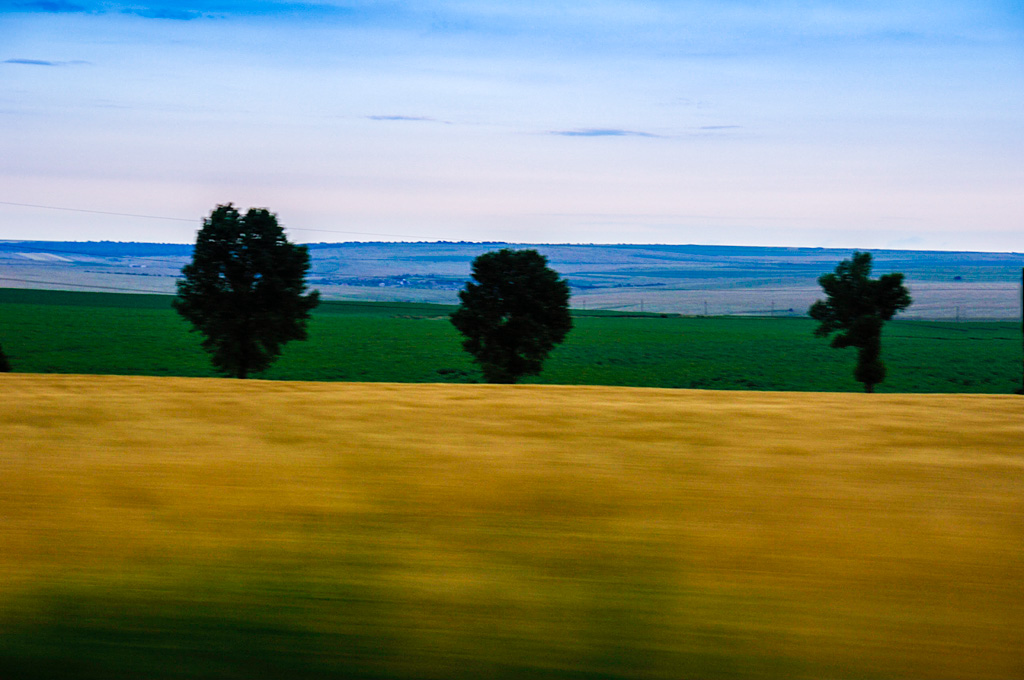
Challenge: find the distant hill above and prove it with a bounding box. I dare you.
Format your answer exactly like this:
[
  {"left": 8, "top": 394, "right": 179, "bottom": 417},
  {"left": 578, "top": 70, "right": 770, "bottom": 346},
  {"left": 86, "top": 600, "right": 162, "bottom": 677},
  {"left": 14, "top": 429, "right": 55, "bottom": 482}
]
[
  {"left": 1, "top": 240, "right": 1021, "bottom": 319},
  {"left": 0, "top": 241, "right": 194, "bottom": 258}
]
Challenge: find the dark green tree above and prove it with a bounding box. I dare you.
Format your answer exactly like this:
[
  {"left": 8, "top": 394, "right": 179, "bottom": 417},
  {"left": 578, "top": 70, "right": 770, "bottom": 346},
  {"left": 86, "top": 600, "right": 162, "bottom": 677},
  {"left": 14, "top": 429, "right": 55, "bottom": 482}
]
[
  {"left": 0, "top": 342, "right": 11, "bottom": 372},
  {"left": 451, "top": 249, "right": 573, "bottom": 384},
  {"left": 809, "top": 251, "right": 912, "bottom": 393},
  {"left": 174, "top": 204, "right": 320, "bottom": 379}
]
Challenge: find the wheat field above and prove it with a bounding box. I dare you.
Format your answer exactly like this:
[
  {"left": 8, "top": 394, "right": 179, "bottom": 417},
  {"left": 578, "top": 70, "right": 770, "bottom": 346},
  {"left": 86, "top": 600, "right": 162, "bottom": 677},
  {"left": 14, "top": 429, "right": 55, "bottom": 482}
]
[{"left": 1, "top": 374, "right": 1022, "bottom": 678}]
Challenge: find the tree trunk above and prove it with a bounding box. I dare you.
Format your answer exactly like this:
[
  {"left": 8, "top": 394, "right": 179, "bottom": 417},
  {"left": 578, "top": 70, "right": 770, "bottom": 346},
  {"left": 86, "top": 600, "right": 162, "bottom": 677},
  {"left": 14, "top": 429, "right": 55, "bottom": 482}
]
[{"left": 854, "top": 339, "right": 885, "bottom": 394}]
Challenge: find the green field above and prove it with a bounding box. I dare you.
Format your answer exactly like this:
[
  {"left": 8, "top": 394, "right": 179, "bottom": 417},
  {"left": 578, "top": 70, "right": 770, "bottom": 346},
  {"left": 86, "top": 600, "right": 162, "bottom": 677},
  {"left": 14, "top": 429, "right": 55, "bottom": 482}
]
[{"left": 0, "top": 287, "right": 1020, "bottom": 392}]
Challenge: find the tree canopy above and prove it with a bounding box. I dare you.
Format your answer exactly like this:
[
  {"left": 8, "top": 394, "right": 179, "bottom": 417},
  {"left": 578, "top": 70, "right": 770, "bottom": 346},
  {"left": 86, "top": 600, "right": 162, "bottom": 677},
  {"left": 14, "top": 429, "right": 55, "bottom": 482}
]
[
  {"left": 174, "top": 204, "right": 320, "bottom": 378},
  {"left": 0, "top": 343, "right": 10, "bottom": 372},
  {"left": 809, "top": 251, "right": 912, "bottom": 392},
  {"left": 450, "top": 248, "right": 572, "bottom": 384}
]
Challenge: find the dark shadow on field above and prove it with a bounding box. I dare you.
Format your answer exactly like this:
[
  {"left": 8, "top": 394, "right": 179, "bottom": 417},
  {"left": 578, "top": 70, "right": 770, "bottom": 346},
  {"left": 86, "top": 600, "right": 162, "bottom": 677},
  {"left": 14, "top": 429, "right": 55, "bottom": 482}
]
[
  {"left": 0, "top": 563, "right": 800, "bottom": 680},
  {"left": 0, "top": 582, "right": 397, "bottom": 680}
]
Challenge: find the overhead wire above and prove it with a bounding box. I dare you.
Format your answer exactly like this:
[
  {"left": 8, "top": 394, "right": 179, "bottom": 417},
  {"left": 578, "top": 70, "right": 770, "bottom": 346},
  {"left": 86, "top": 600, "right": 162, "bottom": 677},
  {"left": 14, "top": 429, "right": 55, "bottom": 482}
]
[
  {"left": 0, "top": 200, "right": 445, "bottom": 241},
  {"left": 0, "top": 200, "right": 195, "bottom": 222},
  {"left": 0, "top": 202, "right": 187, "bottom": 293},
  {"left": 1, "top": 199, "right": 825, "bottom": 309},
  {"left": 0, "top": 199, "right": 447, "bottom": 295}
]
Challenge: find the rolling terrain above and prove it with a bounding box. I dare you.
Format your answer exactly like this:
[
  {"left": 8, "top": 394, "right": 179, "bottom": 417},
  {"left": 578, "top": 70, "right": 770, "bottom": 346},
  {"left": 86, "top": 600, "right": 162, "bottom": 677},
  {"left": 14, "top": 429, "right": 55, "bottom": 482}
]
[
  {"left": 1, "top": 374, "right": 1021, "bottom": 679},
  {"left": 2, "top": 240, "right": 1021, "bottom": 319}
]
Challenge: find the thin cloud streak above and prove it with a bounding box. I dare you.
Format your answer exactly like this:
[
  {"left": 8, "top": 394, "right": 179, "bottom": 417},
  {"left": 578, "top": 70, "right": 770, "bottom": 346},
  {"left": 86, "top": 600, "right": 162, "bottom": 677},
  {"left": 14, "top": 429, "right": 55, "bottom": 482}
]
[
  {"left": 3, "top": 58, "right": 89, "bottom": 66},
  {"left": 123, "top": 7, "right": 203, "bottom": 20},
  {"left": 7, "top": 1, "right": 377, "bottom": 20},
  {"left": 367, "top": 115, "right": 446, "bottom": 123},
  {"left": 14, "top": 0, "right": 87, "bottom": 12},
  {"left": 4, "top": 58, "right": 59, "bottom": 65},
  {"left": 551, "top": 128, "right": 660, "bottom": 138}
]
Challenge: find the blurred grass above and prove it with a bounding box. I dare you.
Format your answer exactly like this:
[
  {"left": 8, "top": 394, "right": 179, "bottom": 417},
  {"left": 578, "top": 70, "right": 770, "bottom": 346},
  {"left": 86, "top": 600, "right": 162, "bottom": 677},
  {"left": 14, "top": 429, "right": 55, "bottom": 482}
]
[
  {"left": 1, "top": 288, "right": 1020, "bottom": 391},
  {"left": 1, "top": 374, "right": 1022, "bottom": 678}
]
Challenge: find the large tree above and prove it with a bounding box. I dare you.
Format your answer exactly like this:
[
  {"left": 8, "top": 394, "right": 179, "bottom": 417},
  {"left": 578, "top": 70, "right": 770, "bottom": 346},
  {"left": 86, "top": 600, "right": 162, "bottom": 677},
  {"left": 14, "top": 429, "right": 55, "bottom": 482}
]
[
  {"left": 451, "top": 248, "right": 572, "bottom": 384},
  {"left": 809, "top": 251, "right": 912, "bottom": 392},
  {"left": 174, "top": 204, "right": 320, "bottom": 379}
]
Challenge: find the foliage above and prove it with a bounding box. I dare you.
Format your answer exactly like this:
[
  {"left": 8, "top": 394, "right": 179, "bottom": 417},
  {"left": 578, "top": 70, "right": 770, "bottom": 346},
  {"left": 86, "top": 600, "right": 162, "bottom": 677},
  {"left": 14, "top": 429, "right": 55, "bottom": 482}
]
[
  {"left": 2, "top": 288, "right": 1020, "bottom": 392},
  {"left": 0, "top": 342, "right": 10, "bottom": 372},
  {"left": 809, "top": 252, "right": 912, "bottom": 392},
  {"left": 450, "top": 249, "right": 573, "bottom": 383},
  {"left": 173, "top": 204, "right": 320, "bottom": 378}
]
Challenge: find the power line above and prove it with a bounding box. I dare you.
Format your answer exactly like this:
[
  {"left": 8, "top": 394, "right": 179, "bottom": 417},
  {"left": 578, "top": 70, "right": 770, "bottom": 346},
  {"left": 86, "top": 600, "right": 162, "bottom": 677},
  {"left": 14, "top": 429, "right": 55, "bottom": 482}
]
[
  {"left": 0, "top": 200, "right": 195, "bottom": 222},
  {"left": 0, "top": 200, "right": 441, "bottom": 240}
]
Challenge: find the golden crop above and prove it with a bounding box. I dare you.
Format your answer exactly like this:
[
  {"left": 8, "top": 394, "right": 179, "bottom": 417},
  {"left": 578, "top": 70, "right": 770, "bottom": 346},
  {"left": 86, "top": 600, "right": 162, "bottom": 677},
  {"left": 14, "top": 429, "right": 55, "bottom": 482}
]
[{"left": 1, "top": 374, "right": 1021, "bottom": 678}]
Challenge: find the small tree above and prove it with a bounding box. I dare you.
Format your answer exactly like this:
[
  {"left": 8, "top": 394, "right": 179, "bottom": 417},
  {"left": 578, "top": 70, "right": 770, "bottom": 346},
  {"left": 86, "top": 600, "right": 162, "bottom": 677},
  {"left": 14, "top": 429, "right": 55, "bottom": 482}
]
[
  {"left": 174, "top": 204, "right": 320, "bottom": 378},
  {"left": 0, "top": 343, "right": 11, "bottom": 372},
  {"left": 451, "top": 248, "right": 572, "bottom": 384},
  {"left": 809, "top": 251, "right": 912, "bottom": 392}
]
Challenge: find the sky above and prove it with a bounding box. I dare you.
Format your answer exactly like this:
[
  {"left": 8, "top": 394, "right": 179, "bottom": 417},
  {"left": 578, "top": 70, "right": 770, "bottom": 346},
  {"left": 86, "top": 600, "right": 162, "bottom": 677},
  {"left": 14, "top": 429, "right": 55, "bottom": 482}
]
[{"left": 1, "top": 1, "right": 1022, "bottom": 250}]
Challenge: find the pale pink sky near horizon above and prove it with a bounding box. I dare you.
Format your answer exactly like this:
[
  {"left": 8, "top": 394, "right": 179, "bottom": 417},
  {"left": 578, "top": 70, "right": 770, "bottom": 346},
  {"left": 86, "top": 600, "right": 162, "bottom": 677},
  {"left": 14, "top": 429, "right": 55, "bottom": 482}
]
[{"left": 2, "top": 1, "right": 1022, "bottom": 251}]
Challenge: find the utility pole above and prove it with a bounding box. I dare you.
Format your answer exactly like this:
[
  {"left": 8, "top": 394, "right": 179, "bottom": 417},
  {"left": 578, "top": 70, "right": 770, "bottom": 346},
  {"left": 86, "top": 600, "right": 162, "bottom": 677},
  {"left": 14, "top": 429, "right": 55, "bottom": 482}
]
[
  {"left": 1020, "top": 267, "right": 1023, "bottom": 393},
  {"left": 704, "top": 300, "right": 708, "bottom": 316}
]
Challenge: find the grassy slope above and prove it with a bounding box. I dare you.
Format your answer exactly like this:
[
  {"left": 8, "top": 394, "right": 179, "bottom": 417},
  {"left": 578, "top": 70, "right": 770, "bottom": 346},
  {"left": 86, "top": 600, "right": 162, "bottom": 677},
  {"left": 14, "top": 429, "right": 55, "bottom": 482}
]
[
  {"left": 1, "top": 288, "right": 1019, "bottom": 392},
  {"left": 0, "top": 374, "right": 1021, "bottom": 679}
]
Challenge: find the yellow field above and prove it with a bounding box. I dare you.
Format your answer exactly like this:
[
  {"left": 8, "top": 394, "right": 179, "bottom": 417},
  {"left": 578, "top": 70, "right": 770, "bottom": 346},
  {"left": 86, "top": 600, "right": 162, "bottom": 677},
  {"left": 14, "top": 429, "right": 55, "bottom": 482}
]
[{"left": 1, "top": 374, "right": 1022, "bottom": 679}]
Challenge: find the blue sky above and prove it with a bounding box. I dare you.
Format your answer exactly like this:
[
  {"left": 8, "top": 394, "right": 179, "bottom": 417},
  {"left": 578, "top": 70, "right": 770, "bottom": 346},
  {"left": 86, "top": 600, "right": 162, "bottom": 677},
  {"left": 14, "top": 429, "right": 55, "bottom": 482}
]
[{"left": 1, "top": 1, "right": 1022, "bottom": 249}]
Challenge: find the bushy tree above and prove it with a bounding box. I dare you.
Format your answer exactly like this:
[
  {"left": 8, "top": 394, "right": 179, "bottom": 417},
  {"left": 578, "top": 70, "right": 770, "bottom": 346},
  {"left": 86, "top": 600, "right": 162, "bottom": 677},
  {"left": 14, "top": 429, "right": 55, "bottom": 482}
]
[
  {"left": 451, "top": 249, "right": 572, "bottom": 384},
  {"left": 809, "top": 251, "right": 912, "bottom": 392},
  {"left": 174, "top": 204, "right": 320, "bottom": 378},
  {"left": 0, "top": 342, "right": 10, "bottom": 372}
]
